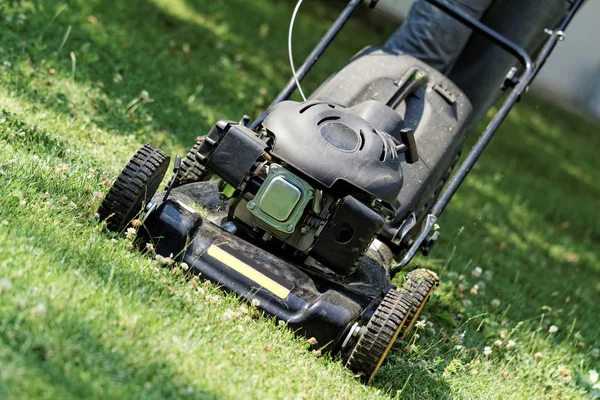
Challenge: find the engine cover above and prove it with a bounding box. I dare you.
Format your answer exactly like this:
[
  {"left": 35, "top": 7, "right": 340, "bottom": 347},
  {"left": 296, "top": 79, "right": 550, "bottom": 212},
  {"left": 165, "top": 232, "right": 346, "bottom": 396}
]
[{"left": 262, "top": 101, "right": 403, "bottom": 208}]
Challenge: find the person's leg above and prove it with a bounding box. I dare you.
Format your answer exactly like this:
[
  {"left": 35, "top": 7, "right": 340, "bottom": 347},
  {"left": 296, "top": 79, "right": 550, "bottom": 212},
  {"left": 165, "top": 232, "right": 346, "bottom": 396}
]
[{"left": 384, "top": 0, "right": 494, "bottom": 75}]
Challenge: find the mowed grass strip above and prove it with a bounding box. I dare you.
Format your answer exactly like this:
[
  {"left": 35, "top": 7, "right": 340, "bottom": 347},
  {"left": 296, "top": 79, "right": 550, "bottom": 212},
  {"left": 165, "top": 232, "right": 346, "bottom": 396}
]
[{"left": 1, "top": 0, "right": 599, "bottom": 399}]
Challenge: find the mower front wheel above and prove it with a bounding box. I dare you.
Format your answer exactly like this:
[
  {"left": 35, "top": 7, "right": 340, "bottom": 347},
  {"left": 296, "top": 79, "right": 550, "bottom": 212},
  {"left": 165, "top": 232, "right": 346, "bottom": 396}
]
[
  {"left": 345, "top": 289, "right": 412, "bottom": 382},
  {"left": 98, "top": 144, "right": 170, "bottom": 232}
]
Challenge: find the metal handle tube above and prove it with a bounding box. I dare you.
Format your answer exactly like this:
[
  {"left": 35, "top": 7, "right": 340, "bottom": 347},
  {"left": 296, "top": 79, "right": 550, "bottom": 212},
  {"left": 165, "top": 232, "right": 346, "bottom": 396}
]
[
  {"left": 424, "top": 0, "right": 533, "bottom": 71},
  {"left": 250, "top": 0, "right": 363, "bottom": 130}
]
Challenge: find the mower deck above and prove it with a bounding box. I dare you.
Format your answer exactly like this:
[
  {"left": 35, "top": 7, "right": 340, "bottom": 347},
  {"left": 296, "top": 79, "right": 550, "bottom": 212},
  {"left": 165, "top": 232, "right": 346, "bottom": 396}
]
[{"left": 140, "top": 181, "right": 394, "bottom": 352}]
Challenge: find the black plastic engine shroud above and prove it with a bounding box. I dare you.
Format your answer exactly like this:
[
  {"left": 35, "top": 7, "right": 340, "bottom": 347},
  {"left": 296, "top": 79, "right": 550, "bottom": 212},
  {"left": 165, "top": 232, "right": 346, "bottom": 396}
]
[{"left": 263, "top": 101, "right": 404, "bottom": 208}]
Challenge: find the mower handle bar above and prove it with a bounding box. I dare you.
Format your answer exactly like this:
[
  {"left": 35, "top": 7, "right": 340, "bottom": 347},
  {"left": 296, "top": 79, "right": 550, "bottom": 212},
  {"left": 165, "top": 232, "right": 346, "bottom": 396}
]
[{"left": 391, "top": 0, "right": 585, "bottom": 276}]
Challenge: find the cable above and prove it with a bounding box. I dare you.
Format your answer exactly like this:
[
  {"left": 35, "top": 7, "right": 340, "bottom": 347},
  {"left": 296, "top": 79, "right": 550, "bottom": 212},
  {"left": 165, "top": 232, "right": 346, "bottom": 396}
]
[{"left": 289, "top": 0, "right": 307, "bottom": 102}]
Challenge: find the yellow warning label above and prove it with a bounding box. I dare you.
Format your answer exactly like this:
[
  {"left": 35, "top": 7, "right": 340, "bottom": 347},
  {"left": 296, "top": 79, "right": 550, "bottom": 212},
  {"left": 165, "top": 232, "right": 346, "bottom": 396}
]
[{"left": 206, "top": 245, "right": 291, "bottom": 299}]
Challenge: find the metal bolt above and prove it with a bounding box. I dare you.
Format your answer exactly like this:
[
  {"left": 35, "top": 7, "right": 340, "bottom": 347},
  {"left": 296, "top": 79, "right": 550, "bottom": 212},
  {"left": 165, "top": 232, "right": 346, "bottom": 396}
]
[
  {"left": 300, "top": 226, "right": 310, "bottom": 234},
  {"left": 248, "top": 201, "right": 256, "bottom": 210},
  {"left": 341, "top": 322, "right": 362, "bottom": 349},
  {"left": 286, "top": 224, "right": 294, "bottom": 232}
]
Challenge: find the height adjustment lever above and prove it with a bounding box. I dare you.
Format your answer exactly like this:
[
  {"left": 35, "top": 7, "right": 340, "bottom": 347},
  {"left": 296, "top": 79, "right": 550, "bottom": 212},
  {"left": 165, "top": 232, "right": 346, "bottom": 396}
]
[{"left": 395, "top": 128, "right": 419, "bottom": 164}]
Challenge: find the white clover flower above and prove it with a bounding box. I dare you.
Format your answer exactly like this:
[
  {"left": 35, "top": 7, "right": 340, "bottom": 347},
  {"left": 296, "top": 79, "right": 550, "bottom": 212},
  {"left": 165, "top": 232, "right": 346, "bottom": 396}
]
[
  {"left": 448, "top": 271, "right": 459, "bottom": 280},
  {"left": 251, "top": 299, "right": 261, "bottom": 308},
  {"left": 470, "top": 285, "right": 479, "bottom": 296},
  {"left": 557, "top": 365, "right": 570, "bottom": 378},
  {"left": 31, "top": 302, "right": 47, "bottom": 318},
  {"left": 471, "top": 266, "right": 483, "bottom": 278},
  {"left": 534, "top": 352, "right": 543, "bottom": 360},
  {"left": 483, "top": 346, "right": 492, "bottom": 357},
  {"left": 145, "top": 243, "right": 155, "bottom": 253},
  {"left": 125, "top": 227, "right": 137, "bottom": 241},
  {"left": 462, "top": 299, "right": 472, "bottom": 308},
  {"left": 0, "top": 278, "right": 12, "bottom": 294},
  {"left": 483, "top": 270, "right": 493, "bottom": 281},
  {"left": 205, "top": 294, "right": 220, "bottom": 304},
  {"left": 180, "top": 262, "right": 189, "bottom": 271},
  {"left": 139, "top": 90, "right": 151, "bottom": 102},
  {"left": 92, "top": 191, "right": 103, "bottom": 203},
  {"left": 506, "top": 340, "right": 516, "bottom": 350},
  {"left": 156, "top": 254, "right": 174, "bottom": 266},
  {"left": 588, "top": 370, "right": 598, "bottom": 384},
  {"left": 490, "top": 298, "right": 501, "bottom": 308},
  {"left": 131, "top": 219, "right": 142, "bottom": 228},
  {"left": 415, "top": 320, "right": 426, "bottom": 330},
  {"left": 493, "top": 340, "right": 502, "bottom": 347},
  {"left": 591, "top": 348, "right": 599, "bottom": 358},
  {"left": 548, "top": 325, "right": 558, "bottom": 333}
]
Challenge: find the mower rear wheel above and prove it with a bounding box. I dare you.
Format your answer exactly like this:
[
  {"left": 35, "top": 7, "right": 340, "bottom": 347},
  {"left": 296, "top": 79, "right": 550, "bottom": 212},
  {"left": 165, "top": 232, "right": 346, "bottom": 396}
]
[
  {"left": 345, "top": 289, "right": 412, "bottom": 382},
  {"left": 400, "top": 268, "right": 440, "bottom": 340},
  {"left": 167, "top": 137, "right": 212, "bottom": 189},
  {"left": 98, "top": 144, "right": 170, "bottom": 232}
]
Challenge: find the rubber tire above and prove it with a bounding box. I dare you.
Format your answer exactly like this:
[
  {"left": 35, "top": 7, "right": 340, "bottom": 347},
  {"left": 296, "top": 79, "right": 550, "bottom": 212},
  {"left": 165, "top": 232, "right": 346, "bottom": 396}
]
[
  {"left": 98, "top": 144, "right": 170, "bottom": 232},
  {"left": 167, "top": 137, "right": 211, "bottom": 189},
  {"left": 345, "top": 289, "right": 413, "bottom": 382},
  {"left": 400, "top": 269, "right": 440, "bottom": 340}
]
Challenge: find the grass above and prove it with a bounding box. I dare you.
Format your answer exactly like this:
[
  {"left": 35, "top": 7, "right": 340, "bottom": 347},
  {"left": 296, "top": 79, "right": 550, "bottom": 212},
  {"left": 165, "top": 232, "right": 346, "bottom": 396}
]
[{"left": 0, "top": 0, "right": 599, "bottom": 398}]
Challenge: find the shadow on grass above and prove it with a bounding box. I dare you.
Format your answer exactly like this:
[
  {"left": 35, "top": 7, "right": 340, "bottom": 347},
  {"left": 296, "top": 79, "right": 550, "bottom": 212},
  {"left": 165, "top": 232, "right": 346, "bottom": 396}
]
[
  {"left": 4, "top": 0, "right": 390, "bottom": 151},
  {"left": 0, "top": 319, "right": 222, "bottom": 399}
]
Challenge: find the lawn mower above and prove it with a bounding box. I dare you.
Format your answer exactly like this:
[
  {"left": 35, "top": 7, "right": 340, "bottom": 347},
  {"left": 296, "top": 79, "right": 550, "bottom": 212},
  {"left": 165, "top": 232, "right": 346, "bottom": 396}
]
[{"left": 97, "top": 0, "right": 584, "bottom": 382}]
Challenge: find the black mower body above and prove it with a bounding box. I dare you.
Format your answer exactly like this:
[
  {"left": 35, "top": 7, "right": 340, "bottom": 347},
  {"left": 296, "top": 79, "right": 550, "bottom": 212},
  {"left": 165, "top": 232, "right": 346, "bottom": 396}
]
[
  {"left": 139, "top": 49, "right": 474, "bottom": 354},
  {"left": 141, "top": 182, "right": 392, "bottom": 352}
]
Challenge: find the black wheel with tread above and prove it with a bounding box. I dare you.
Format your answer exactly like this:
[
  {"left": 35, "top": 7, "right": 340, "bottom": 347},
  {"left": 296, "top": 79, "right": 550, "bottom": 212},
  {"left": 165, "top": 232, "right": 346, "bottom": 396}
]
[
  {"left": 167, "top": 137, "right": 212, "bottom": 189},
  {"left": 98, "top": 144, "right": 170, "bottom": 232},
  {"left": 345, "top": 289, "right": 413, "bottom": 382},
  {"left": 400, "top": 268, "right": 440, "bottom": 340}
]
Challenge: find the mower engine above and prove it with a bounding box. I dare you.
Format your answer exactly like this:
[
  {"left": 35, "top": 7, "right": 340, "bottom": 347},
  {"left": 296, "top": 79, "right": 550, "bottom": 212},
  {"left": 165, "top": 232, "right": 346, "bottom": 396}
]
[{"left": 196, "top": 100, "right": 417, "bottom": 275}]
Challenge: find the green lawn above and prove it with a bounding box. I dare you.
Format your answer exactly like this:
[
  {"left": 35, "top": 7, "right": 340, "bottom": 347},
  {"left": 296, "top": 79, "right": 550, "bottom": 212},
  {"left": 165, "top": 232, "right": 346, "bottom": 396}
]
[{"left": 1, "top": 0, "right": 599, "bottom": 399}]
